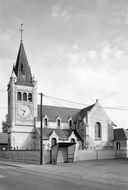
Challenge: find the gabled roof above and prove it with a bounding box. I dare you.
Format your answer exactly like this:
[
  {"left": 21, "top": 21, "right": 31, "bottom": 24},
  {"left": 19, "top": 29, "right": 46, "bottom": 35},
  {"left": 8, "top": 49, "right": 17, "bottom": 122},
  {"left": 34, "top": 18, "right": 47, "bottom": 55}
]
[
  {"left": 36, "top": 128, "right": 82, "bottom": 141},
  {"left": 13, "top": 42, "right": 33, "bottom": 86},
  {"left": 36, "top": 128, "right": 72, "bottom": 140},
  {"left": 114, "top": 128, "right": 128, "bottom": 141},
  {"left": 37, "top": 105, "right": 80, "bottom": 123},
  {"left": 0, "top": 133, "right": 8, "bottom": 144},
  {"left": 73, "top": 103, "right": 96, "bottom": 121}
]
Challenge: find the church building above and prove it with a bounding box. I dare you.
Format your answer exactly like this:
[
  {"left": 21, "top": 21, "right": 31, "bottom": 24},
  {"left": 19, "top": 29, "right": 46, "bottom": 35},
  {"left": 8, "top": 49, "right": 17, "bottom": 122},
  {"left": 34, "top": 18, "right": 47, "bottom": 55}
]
[{"left": 6, "top": 33, "right": 116, "bottom": 151}]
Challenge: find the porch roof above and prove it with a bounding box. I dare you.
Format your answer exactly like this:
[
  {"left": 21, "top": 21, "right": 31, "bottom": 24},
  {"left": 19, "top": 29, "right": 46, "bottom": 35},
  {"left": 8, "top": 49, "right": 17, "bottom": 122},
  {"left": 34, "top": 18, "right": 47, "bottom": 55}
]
[{"left": 55, "top": 142, "right": 76, "bottom": 147}]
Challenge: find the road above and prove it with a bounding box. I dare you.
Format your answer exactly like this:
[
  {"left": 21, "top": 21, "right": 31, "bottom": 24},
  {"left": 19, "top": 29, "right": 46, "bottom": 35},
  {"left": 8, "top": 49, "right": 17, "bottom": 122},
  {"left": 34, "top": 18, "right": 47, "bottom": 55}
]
[{"left": 0, "top": 163, "right": 128, "bottom": 190}]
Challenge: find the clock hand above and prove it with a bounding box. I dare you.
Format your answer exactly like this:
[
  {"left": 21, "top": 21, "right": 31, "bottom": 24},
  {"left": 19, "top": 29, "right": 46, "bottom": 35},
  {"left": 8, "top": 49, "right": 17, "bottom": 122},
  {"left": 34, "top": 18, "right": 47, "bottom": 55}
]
[{"left": 21, "top": 109, "right": 26, "bottom": 115}]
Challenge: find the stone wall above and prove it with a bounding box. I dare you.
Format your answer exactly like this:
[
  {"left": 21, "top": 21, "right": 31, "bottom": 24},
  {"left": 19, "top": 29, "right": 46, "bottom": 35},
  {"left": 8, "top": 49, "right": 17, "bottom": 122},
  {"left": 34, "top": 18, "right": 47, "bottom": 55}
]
[
  {"left": 74, "top": 149, "right": 127, "bottom": 162},
  {"left": 0, "top": 149, "right": 127, "bottom": 164},
  {"left": 0, "top": 150, "right": 50, "bottom": 164}
]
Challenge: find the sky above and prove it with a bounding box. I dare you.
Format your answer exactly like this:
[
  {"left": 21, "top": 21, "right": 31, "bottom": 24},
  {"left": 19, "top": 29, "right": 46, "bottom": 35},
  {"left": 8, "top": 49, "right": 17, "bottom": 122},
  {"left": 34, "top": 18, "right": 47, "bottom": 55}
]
[{"left": 0, "top": 0, "right": 128, "bottom": 131}]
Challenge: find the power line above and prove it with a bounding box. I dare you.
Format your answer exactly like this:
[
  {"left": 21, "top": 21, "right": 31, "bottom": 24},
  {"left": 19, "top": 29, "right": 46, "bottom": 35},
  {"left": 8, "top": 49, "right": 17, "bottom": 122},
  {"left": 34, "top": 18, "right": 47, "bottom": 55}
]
[
  {"left": 44, "top": 96, "right": 65, "bottom": 107},
  {"left": 1, "top": 90, "right": 128, "bottom": 111},
  {"left": 44, "top": 95, "right": 88, "bottom": 106},
  {"left": 44, "top": 95, "right": 128, "bottom": 111}
]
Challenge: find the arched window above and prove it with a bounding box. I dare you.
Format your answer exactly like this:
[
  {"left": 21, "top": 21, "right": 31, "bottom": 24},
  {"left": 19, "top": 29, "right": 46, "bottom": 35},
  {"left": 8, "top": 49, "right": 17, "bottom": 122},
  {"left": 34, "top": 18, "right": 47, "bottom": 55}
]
[
  {"left": 69, "top": 120, "right": 72, "bottom": 128},
  {"left": 17, "top": 92, "right": 22, "bottom": 101},
  {"left": 71, "top": 138, "right": 75, "bottom": 143},
  {"left": 23, "top": 92, "right": 27, "bottom": 101},
  {"left": 44, "top": 118, "right": 48, "bottom": 127},
  {"left": 95, "top": 122, "right": 102, "bottom": 139},
  {"left": 51, "top": 138, "right": 57, "bottom": 146},
  {"left": 57, "top": 119, "right": 61, "bottom": 127},
  {"left": 28, "top": 93, "right": 32, "bottom": 102}
]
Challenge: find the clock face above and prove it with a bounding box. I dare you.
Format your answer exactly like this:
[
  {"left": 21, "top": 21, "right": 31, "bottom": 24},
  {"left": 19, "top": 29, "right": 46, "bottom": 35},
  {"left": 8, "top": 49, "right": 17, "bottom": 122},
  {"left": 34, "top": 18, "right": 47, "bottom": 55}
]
[{"left": 18, "top": 104, "right": 31, "bottom": 119}]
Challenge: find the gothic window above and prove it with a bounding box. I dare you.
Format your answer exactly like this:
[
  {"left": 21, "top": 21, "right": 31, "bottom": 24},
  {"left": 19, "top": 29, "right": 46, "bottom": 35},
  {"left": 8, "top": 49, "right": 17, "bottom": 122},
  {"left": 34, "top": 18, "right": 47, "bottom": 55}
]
[
  {"left": 28, "top": 93, "right": 32, "bottom": 102},
  {"left": 95, "top": 122, "right": 102, "bottom": 139},
  {"left": 51, "top": 138, "right": 57, "bottom": 147},
  {"left": 44, "top": 118, "right": 48, "bottom": 127},
  {"left": 17, "top": 92, "right": 22, "bottom": 101},
  {"left": 23, "top": 92, "right": 27, "bottom": 101}
]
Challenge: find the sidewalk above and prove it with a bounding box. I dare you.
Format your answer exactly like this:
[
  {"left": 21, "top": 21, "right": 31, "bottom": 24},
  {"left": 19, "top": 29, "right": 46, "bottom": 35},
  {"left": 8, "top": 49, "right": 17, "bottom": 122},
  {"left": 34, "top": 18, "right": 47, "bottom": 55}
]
[{"left": 1, "top": 159, "right": 128, "bottom": 185}]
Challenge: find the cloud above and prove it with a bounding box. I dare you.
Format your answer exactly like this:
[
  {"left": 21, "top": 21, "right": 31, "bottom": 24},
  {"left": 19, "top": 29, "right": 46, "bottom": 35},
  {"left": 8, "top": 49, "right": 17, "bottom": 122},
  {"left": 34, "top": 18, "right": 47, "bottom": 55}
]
[
  {"left": 88, "top": 50, "right": 97, "bottom": 60},
  {"left": 51, "top": 5, "right": 71, "bottom": 20}
]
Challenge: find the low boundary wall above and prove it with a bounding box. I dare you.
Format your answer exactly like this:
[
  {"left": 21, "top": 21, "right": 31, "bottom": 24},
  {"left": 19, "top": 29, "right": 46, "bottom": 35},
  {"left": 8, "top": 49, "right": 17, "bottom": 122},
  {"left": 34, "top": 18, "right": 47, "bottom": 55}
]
[
  {"left": 74, "top": 149, "right": 127, "bottom": 162},
  {"left": 0, "top": 150, "right": 51, "bottom": 164},
  {"left": 0, "top": 149, "right": 128, "bottom": 164}
]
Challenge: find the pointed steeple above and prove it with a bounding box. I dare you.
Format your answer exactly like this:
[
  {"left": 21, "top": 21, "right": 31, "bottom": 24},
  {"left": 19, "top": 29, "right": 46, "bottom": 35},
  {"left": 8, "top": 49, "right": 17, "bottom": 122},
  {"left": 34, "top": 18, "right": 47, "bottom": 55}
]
[{"left": 13, "top": 41, "right": 33, "bottom": 86}]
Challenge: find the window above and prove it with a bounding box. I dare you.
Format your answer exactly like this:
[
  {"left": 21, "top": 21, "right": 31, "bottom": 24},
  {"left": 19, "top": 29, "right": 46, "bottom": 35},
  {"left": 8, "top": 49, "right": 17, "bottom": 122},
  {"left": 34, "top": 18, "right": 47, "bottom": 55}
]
[
  {"left": 69, "top": 119, "right": 72, "bottom": 128},
  {"left": 44, "top": 118, "right": 48, "bottom": 127},
  {"left": 23, "top": 92, "right": 27, "bottom": 101},
  {"left": 95, "top": 122, "right": 101, "bottom": 139},
  {"left": 71, "top": 138, "right": 75, "bottom": 143},
  {"left": 28, "top": 93, "right": 32, "bottom": 102},
  {"left": 17, "top": 92, "right": 22, "bottom": 101},
  {"left": 57, "top": 119, "right": 61, "bottom": 127},
  {"left": 116, "top": 142, "right": 120, "bottom": 150},
  {"left": 51, "top": 138, "right": 57, "bottom": 146}
]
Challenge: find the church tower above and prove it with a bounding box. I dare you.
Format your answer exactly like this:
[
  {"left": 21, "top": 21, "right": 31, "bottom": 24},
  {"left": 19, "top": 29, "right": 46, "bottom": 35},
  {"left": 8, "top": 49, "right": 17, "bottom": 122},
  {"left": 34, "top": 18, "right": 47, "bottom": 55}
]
[{"left": 7, "top": 25, "right": 37, "bottom": 149}]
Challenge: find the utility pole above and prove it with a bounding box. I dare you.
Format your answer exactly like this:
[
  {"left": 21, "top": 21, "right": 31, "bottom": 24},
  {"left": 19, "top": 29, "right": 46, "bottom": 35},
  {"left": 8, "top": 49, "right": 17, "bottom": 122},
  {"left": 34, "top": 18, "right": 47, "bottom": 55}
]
[
  {"left": 39, "top": 93, "right": 43, "bottom": 165},
  {"left": 84, "top": 111, "right": 89, "bottom": 149}
]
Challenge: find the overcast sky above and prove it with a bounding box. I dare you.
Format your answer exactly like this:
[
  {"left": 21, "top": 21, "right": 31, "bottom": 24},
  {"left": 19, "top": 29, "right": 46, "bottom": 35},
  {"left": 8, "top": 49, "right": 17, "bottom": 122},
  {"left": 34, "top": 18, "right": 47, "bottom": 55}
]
[{"left": 0, "top": 0, "right": 128, "bottom": 131}]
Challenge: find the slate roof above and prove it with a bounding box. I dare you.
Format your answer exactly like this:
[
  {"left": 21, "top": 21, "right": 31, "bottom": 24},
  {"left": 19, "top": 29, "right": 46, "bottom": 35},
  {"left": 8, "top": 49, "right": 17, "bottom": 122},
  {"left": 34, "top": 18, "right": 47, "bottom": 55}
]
[
  {"left": 36, "top": 128, "right": 82, "bottom": 141},
  {"left": 37, "top": 105, "right": 80, "bottom": 122},
  {"left": 14, "top": 42, "right": 33, "bottom": 86},
  {"left": 0, "top": 133, "right": 8, "bottom": 144},
  {"left": 37, "top": 103, "right": 96, "bottom": 123},
  {"left": 37, "top": 128, "right": 72, "bottom": 140},
  {"left": 73, "top": 103, "right": 96, "bottom": 121},
  {"left": 114, "top": 128, "right": 128, "bottom": 141}
]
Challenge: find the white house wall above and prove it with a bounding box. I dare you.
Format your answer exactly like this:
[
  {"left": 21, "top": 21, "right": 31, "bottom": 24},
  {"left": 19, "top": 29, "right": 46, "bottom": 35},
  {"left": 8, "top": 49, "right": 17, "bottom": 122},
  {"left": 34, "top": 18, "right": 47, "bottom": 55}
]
[{"left": 10, "top": 132, "right": 34, "bottom": 149}]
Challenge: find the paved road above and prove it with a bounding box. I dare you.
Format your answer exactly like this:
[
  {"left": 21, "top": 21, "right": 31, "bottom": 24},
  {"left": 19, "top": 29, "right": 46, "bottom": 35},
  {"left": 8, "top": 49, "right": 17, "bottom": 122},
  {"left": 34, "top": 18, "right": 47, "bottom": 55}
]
[{"left": 0, "top": 163, "right": 128, "bottom": 190}]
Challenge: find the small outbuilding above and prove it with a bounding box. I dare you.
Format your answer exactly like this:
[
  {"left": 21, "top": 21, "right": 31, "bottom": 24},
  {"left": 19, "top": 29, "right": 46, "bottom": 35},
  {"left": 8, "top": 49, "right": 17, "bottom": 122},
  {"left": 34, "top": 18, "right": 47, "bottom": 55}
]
[{"left": 114, "top": 128, "right": 128, "bottom": 158}]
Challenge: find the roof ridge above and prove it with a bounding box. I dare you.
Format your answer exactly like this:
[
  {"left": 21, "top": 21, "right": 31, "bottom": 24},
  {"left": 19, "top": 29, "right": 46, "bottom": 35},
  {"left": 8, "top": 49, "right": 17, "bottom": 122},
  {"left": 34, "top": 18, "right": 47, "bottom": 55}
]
[{"left": 38, "top": 104, "right": 80, "bottom": 110}]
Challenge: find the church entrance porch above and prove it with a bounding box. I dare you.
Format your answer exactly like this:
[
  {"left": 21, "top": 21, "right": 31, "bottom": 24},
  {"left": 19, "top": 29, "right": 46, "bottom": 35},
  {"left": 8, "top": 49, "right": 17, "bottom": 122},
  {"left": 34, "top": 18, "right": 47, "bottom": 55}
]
[{"left": 51, "top": 142, "right": 76, "bottom": 164}]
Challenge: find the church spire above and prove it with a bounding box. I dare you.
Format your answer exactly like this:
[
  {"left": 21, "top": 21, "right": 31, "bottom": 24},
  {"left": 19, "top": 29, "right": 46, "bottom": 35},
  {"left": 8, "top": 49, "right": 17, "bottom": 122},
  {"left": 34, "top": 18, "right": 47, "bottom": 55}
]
[
  {"left": 13, "top": 25, "right": 33, "bottom": 86},
  {"left": 19, "top": 23, "right": 24, "bottom": 43}
]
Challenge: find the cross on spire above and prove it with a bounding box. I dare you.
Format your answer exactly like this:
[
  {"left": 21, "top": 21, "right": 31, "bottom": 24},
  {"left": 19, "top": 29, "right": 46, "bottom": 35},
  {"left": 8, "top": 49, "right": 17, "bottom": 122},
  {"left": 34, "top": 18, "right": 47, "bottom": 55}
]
[{"left": 19, "top": 23, "right": 24, "bottom": 42}]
